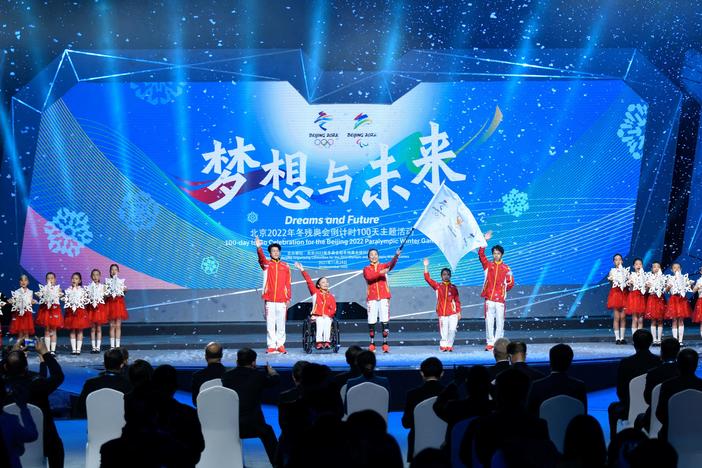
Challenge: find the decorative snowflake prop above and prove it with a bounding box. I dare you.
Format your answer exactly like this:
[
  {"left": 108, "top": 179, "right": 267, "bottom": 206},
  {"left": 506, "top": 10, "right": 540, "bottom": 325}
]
[
  {"left": 10, "top": 288, "right": 33, "bottom": 316},
  {"left": 36, "top": 283, "right": 62, "bottom": 306},
  {"left": 501, "top": 189, "right": 529, "bottom": 217},
  {"left": 0, "top": 298, "right": 5, "bottom": 316},
  {"left": 105, "top": 277, "right": 126, "bottom": 298},
  {"left": 247, "top": 211, "right": 259, "bottom": 224},
  {"left": 86, "top": 282, "right": 106, "bottom": 307},
  {"left": 609, "top": 266, "right": 630, "bottom": 291},
  {"left": 119, "top": 190, "right": 160, "bottom": 232},
  {"left": 629, "top": 270, "right": 647, "bottom": 294},
  {"left": 62, "top": 286, "right": 89, "bottom": 312},
  {"left": 44, "top": 208, "right": 93, "bottom": 257},
  {"left": 201, "top": 256, "right": 220, "bottom": 275},
  {"left": 130, "top": 82, "right": 184, "bottom": 105},
  {"left": 667, "top": 273, "right": 693, "bottom": 297},
  {"left": 646, "top": 272, "right": 667, "bottom": 298},
  {"left": 617, "top": 103, "right": 648, "bottom": 160}
]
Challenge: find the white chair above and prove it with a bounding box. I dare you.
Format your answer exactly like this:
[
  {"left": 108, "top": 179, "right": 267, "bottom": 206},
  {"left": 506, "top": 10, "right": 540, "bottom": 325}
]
[
  {"left": 85, "top": 388, "right": 125, "bottom": 468},
  {"left": 197, "top": 386, "right": 243, "bottom": 468},
  {"left": 450, "top": 417, "right": 476, "bottom": 468},
  {"left": 539, "top": 395, "right": 585, "bottom": 453},
  {"left": 413, "top": 396, "right": 448, "bottom": 456},
  {"left": 627, "top": 374, "right": 648, "bottom": 425},
  {"left": 340, "top": 383, "right": 347, "bottom": 405},
  {"left": 4, "top": 403, "right": 45, "bottom": 468},
  {"left": 346, "top": 382, "right": 389, "bottom": 422},
  {"left": 667, "top": 389, "right": 702, "bottom": 466},
  {"left": 648, "top": 383, "right": 663, "bottom": 438},
  {"left": 199, "top": 378, "right": 222, "bottom": 392}
]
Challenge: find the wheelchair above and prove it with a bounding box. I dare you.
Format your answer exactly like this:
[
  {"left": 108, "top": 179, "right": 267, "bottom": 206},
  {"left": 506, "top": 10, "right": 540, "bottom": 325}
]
[{"left": 302, "top": 315, "right": 341, "bottom": 354}]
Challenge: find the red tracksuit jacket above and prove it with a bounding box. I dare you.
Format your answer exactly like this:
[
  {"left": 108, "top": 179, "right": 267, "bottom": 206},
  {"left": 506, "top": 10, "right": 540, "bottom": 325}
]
[
  {"left": 302, "top": 271, "right": 336, "bottom": 318},
  {"left": 363, "top": 255, "right": 398, "bottom": 301},
  {"left": 478, "top": 247, "right": 514, "bottom": 304},
  {"left": 424, "top": 272, "right": 461, "bottom": 317},
  {"left": 257, "top": 247, "right": 291, "bottom": 303}
]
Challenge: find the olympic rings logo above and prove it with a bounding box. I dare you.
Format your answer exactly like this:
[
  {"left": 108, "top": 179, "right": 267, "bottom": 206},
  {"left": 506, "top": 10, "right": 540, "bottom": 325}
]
[{"left": 314, "top": 138, "right": 335, "bottom": 147}]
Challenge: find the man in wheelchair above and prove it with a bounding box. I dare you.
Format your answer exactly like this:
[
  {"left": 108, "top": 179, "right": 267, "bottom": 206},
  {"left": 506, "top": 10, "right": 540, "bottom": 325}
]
[{"left": 295, "top": 262, "right": 338, "bottom": 350}]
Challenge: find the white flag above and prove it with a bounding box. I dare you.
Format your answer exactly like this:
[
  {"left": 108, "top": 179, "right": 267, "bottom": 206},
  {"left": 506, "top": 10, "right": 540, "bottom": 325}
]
[{"left": 414, "top": 183, "right": 487, "bottom": 270}]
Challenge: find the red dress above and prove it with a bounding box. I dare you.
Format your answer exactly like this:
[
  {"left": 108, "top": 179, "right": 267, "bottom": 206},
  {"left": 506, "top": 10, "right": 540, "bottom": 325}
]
[
  {"left": 35, "top": 304, "right": 64, "bottom": 328},
  {"left": 645, "top": 294, "right": 667, "bottom": 320},
  {"left": 607, "top": 287, "right": 628, "bottom": 310},
  {"left": 87, "top": 304, "right": 108, "bottom": 325},
  {"left": 10, "top": 312, "right": 35, "bottom": 335},
  {"left": 692, "top": 297, "right": 702, "bottom": 323},
  {"left": 626, "top": 290, "right": 647, "bottom": 315},
  {"left": 666, "top": 295, "right": 691, "bottom": 319},
  {"left": 64, "top": 307, "right": 90, "bottom": 330},
  {"left": 106, "top": 296, "right": 129, "bottom": 321}
]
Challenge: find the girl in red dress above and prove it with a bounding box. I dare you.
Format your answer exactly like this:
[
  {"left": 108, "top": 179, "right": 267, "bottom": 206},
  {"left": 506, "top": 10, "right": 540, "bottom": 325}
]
[
  {"left": 8, "top": 274, "right": 36, "bottom": 341},
  {"left": 35, "top": 272, "right": 64, "bottom": 355},
  {"left": 86, "top": 268, "right": 108, "bottom": 353},
  {"left": 105, "top": 264, "right": 128, "bottom": 348},
  {"left": 666, "top": 263, "right": 693, "bottom": 345},
  {"left": 63, "top": 272, "right": 90, "bottom": 355},
  {"left": 626, "top": 258, "right": 647, "bottom": 338},
  {"left": 691, "top": 268, "right": 702, "bottom": 337},
  {"left": 644, "top": 262, "right": 667, "bottom": 346},
  {"left": 607, "top": 254, "right": 629, "bottom": 344}
]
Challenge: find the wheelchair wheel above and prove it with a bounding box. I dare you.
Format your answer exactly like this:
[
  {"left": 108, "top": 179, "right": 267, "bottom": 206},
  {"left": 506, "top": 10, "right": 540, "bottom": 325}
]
[
  {"left": 302, "top": 318, "right": 316, "bottom": 354},
  {"left": 331, "top": 319, "right": 341, "bottom": 353}
]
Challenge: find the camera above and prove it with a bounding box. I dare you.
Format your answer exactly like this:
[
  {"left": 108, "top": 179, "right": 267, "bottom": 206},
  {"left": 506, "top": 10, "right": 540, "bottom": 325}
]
[{"left": 23, "top": 338, "right": 36, "bottom": 350}]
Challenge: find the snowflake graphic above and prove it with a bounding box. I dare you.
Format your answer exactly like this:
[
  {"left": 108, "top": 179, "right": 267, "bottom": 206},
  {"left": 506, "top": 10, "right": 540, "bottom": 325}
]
[
  {"left": 617, "top": 103, "right": 648, "bottom": 160},
  {"left": 119, "top": 190, "right": 160, "bottom": 232},
  {"left": 130, "top": 82, "right": 184, "bottom": 105},
  {"left": 201, "top": 256, "right": 220, "bottom": 275},
  {"left": 247, "top": 211, "right": 259, "bottom": 223},
  {"left": 501, "top": 189, "right": 529, "bottom": 217},
  {"left": 44, "top": 208, "right": 93, "bottom": 257}
]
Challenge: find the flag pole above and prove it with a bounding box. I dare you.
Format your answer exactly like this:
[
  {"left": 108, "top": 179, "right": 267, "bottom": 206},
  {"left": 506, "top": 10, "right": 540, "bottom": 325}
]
[{"left": 399, "top": 227, "right": 415, "bottom": 251}]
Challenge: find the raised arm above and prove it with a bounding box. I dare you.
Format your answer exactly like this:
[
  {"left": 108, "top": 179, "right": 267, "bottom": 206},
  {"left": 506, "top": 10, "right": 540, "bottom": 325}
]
[
  {"left": 255, "top": 236, "right": 268, "bottom": 270},
  {"left": 384, "top": 250, "right": 400, "bottom": 272},
  {"left": 297, "top": 263, "right": 318, "bottom": 295},
  {"left": 506, "top": 268, "right": 515, "bottom": 291},
  {"left": 423, "top": 258, "right": 438, "bottom": 289}
]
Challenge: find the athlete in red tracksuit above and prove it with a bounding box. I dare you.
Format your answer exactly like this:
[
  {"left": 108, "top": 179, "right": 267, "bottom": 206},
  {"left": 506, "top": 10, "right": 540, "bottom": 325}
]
[
  {"left": 363, "top": 247, "right": 401, "bottom": 353},
  {"left": 478, "top": 231, "right": 514, "bottom": 351},
  {"left": 423, "top": 258, "right": 461, "bottom": 352},
  {"left": 295, "top": 262, "right": 337, "bottom": 349},
  {"left": 256, "top": 236, "right": 292, "bottom": 354}
]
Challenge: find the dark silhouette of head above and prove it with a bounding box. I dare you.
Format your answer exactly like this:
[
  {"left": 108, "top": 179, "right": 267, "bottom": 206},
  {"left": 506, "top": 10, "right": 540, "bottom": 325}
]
[
  {"left": 660, "top": 337, "right": 680, "bottom": 362},
  {"left": 356, "top": 350, "right": 377, "bottom": 378},
  {"left": 494, "top": 368, "right": 530, "bottom": 410},
  {"left": 152, "top": 364, "right": 178, "bottom": 397},
  {"left": 563, "top": 414, "right": 606, "bottom": 468},
  {"left": 292, "top": 360, "right": 309, "bottom": 385},
  {"left": 104, "top": 348, "right": 124, "bottom": 372},
  {"left": 466, "top": 365, "right": 491, "bottom": 399},
  {"left": 345, "top": 345, "right": 363, "bottom": 372},
  {"left": 549, "top": 343, "right": 574, "bottom": 373},
  {"left": 507, "top": 341, "right": 528, "bottom": 363},
  {"left": 4, "top": 350, "right": 28, "bottom": 376},
  {"left": 420, "top": 357, "right": 443, "bottom": 380},
  {"left": 128, "top": 359, "right": 153, "bottom": 388},
  {"left": 628, "top": 438, "right": 677, "bottom": 468},
  {"left": 237, "top": 347, "right": 257, "bottom": 367},
  {"left": 677, "top": 348, "right": 699, "bottom": 376},
  {"left": 205, "top": 342, "right": 223, "bottom": 362},
  {"left": 632, "top": 329, "right": 653, "bottom": 351}
]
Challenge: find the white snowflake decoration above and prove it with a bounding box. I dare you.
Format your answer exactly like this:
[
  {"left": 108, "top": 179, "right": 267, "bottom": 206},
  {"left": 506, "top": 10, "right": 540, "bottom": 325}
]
[
  {"left": 130, "top": 82, "right": 184, "bottom": 105},
  {"left": 501, "top": 189, "right": 529, "bottom": 217},
  {"left": 609, "top": 266, "right": 630, "bottom": 291},
  {"left": 35, "top": 283, "right": 62, "bottom": 306},
  {"left": 247, "top": 211, "right": 259, "bottom": 223},
  {"left": 62, "top": 286, "right": 89, "bottom": 312},
  {"left": 0, "top": 297, "right": 5, "bottom": 316},
  {"left": 667, "top": 273, "right": 693, "bottom": 297},
  {"left": 86, "top": 282, "right": 106, "bottom": 307},
  {"left": 10, "top": 288, "right": 33, "bottom": 316},
  {"left": 201, "top": 256, "right": 220, "bottom": 275},
  {"left": 119, "top": 190, "right": 160, "bottom": 232},
  {"left": 617, "top": 103, "right": 648, "bottom": 160},
  {"left": 105, "top": 277, "right": 126, "bottom": 298},
  {"left": 629, "top": 270, "right": 647, "bottom": 294},
  {"left": 646, "top": 272, "right": 667, "bottom": 298},
  {"left": 44, "top": 208, "right": 93, "bottom": 257}
]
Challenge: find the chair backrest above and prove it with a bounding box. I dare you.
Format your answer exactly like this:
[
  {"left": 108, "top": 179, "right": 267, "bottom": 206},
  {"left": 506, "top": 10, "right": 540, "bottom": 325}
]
[
  {"left": 649, "top": 383, "right": 663, "bottom": 438},
  {"left": 413, "top": 396, "right": 448, "bottom": 456},
  {"left": 667, "top": 388, "right": 702, "bottom": 466},
  {"left": 340, "top": 383, "right": 347, "bottom": 405},
  {"left": 539, "top": 395, "right": 585, "bottom": 453},
  {"left": 197, "top": 386, "right": 243, "bottom": 468},
  {"left": 4, "top": 403, "right": 45, "bottom": 468},
  {"left": 199, "top": 378, "right": 222, "bottom": 392},
  {"left": 85, "top": 388, "right": 126, "bottom": 468},
  {"left": 346, "top": 382, "right": 389, "bottom": 422},
  {"left": 450, "top": 417, "right": 476, "bottom": 468},
  {"left": 628, "top": 374, "right": 649, "bottom": 423}
]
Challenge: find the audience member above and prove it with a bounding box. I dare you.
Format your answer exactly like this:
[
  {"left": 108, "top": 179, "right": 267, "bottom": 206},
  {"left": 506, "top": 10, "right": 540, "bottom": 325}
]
[
  {"left": 527, "top": 343, "right": 587, "bottom": 415},
  {"left": 77, "top": 347, "right": 132, "bottom": 417},
  {"left": 628, "top": 438, "right": 677, "bottom": 468},
  {"left": 433, "top": 365, "right": 494, "bottom": 453},
  {"left": 606, "top": 428, "right": 647, "bottom": 468},
  {"left": 488, "top": 337, "right": 511, "bottom": 380},
  {"left": 278, "top": 360, "right": 309, "bottom": 405},
  {"left": 656, "top": 347, "right": 702, "bottom": 440},
  {"left": 190, "top": 341, "right": 226, "bottom": 406},
  {"left": 0, "top": 383, "right": 38, "bottom": 468},
  {"left": 410, "top": 447, "right": 451, "bottom": 468},
  {"left": 402, "top": 357, "right": 445, "bottom": 462},
  {"left": 345, "top": 350, "right": 390, "bottom": 397},
  {"left": 2, "top": 338, "right": 65, "bottom": 468},
  {"left": 345, "top": 410, "right": 404, "bottom": 468},
  {"left": 561, "top": 414, "right": 606, "bottom": 468},
  {"left": 221, "top": 347, "right": 280, "bottom": 465},
  {"left": 333, "top": 345, "right": 363, "bottom": 390},
  {"left": 507, "top": 341, "right": 545, "bottom": 381},
  {"left": 635, "top": 337, "right": 680, "bottom": 432},
  {"left": 117, "top": 346, "right": 130, "bottom": 378},
  {"left": 607, "top": 329, "right": 660, "bottom": 435}
]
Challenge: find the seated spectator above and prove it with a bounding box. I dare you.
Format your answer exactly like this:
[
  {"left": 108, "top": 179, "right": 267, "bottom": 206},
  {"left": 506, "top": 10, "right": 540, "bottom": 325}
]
[
  {"left": 656, "top": 347, "right": 702, "bottom": 440},
  {"left": 3, "top": 338, "right": 64, "bottom": 468},
  {"left": 561, "top": 414, "right": 606, "bottom": 468},
  {"left": 0, "top": 383, "right": 38, "bottom": 468},
  {"left": 77, "top": 347, "right": 132, "bottom": 417},
  {"left": 402, "top": 357, "right": 445, "bottom": 462},
  {"left": 278, "top": 360, "right": 309, "bottom": 405},
  {"left": 636, "top": 337, "right": 680, "bottom": 432},
  {"left": 191, "top": 341, "right": 227, "bottom": 405},
  {"left": 221, "top": 347, "right": 280, "bottom": 465},
  {"left": 507, "top": 341, "right": 545, "bottom": 381},
  {"left": 433, "top": 365, "right": 493, "bottom": 453},
  {"left": 333, "top": 345, "right": 363, "bottom": 390},
  {"left": 410, "top": 447, "right": 450, "bottom": 468},
  {"left": 488, "top": 338, "right": 511, "bottom": 381},
  {"left": 460, "top": 368, "right": 556, "bottom": 467},
  {"left": 345, "top": 410, "right": 404, "bottom": 468},
  {"left": 527, "top": 343, "right": 587, "bottom": 415},
  {"left": 607, "top": 329, "right": 660, "bottom": 435},
  {"left": 628, "top": 438, "right": 677, "bottom": 468},
  {"left": 606, "top": 428, "right": 647, "bottom": 468},
  {"left": 117, "top": 346, "right": 130, "bottom": 378},
  {"left": 124, "top": 359, "right": 154, "bottom": 420},
  {"left": 346, "top": 350, "right": 390, "bottom": 396}
]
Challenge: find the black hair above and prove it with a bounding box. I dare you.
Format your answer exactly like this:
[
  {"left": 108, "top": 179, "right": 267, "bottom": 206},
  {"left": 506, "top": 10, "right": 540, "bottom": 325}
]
[
  {"left": 549, "top": 343, "right": 574, "bottom": 373},
  {"left": 466, "top": 365, "right": 491, "bottom": 398},
  {"left": 356, "top": 350, "right": 377, "bottom": 378},
  {"left": 153, "top": 364, "right": 178, "bottom": 396},
  {"left": 613, "top": 253, "right": 623, "bottom": 260},
  {"left": 563, "top": 415, "right": 607, "bottom": 468},
  {"left": 495, "top": 368, "right": 530, "bottom": 409},
  {"left": 128, "top": 359, "right": 153, "bottom": 387},
  {"left": 632, "top": 329, "right": 653, "bottom": 351},
  {"left": 633, "top": 257, "right": 643, "bottom": 265},
  {"left": 91, "top": 268, "right": 101, "bottom": 277},
  {"left": 345, "top": 345, "right": 363, "bottom": 368},
  {"left": 237, "top": 347, "right": 257, "bottom": 366},
  {"left": 46, "top": 271, "right": 56, "bottom": 280},
  {"left": 205, "top": 342, "right": 223, "bottom": 360},
  {"left": 440, "top": 268, "right": 452, "bottom": 277},
  {"left": 660, "top": 337, "right": 680, "bottom": 361},
  {"left": 104, "top": 348, "right": 124, "bottom": 371},
  {"left": 18, "top": 274, "right": 29, "bottom": 282},
  {"left": 118, "top": 347, "right": 129, "bottom": 362},
  {"left": 420, "top": 357, "right": 443, "bottom": 379},
  {"left": 109, "top": 264, "right": 119, "bottom": 277},
  {"left": 5, "top": 350, "right": 28, "bottom": 376},
  {"left": 367, "top": 248, "right": 378, "bottom": 257},
  {"left": 267, "top": 243, "right": 282, "bottom": 254},
  {"left": 492, "top": 245, "right": 504, "bottom": 255},
  {"left": 507, "top": 341, "right": 527, "bottom": 356},
  {"left": 677, "top": 348, "right": 699, "bottom": 375},
  {"left": 292, "top": 360, "right": 309, "bottom": 382},
  {"left": 315, "top": 276, "right": 327, "bottom": 289},
  {"left": 71, "top": 272, "right": 83, "bottom": 286}
]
